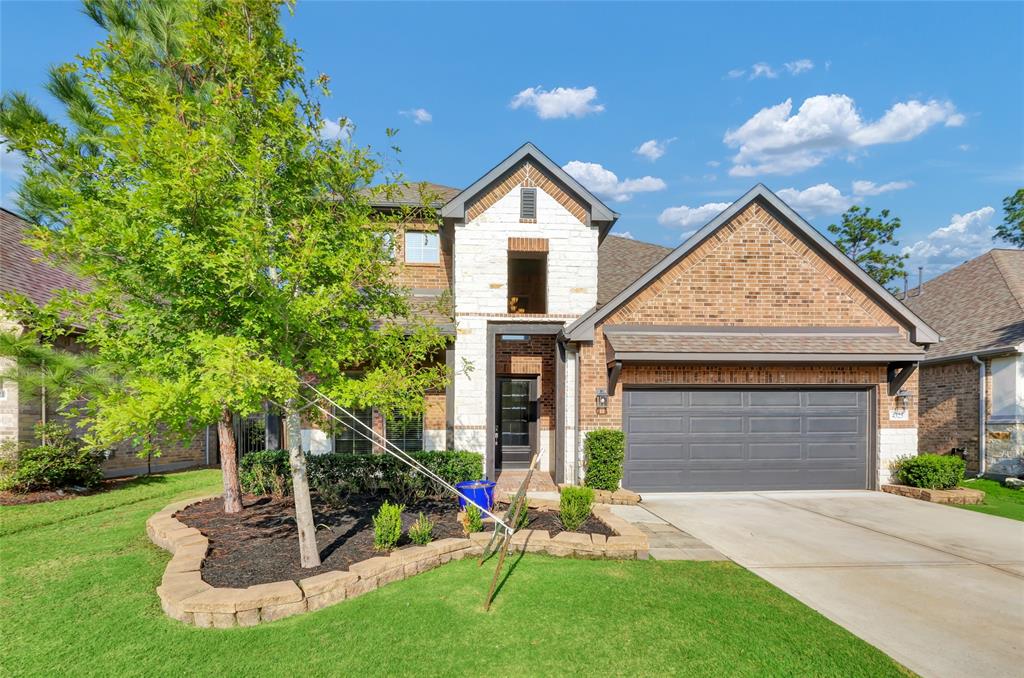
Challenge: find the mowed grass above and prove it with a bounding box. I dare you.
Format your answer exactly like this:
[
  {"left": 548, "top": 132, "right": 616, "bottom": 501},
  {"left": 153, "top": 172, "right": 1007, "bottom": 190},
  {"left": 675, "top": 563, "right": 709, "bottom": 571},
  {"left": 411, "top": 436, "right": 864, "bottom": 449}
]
[
  {"left": 959, "top": 478, "right": 1024, "bottom": 521},
  {"left": 0, "top": 470, "right": 912, "bottom": 678}
]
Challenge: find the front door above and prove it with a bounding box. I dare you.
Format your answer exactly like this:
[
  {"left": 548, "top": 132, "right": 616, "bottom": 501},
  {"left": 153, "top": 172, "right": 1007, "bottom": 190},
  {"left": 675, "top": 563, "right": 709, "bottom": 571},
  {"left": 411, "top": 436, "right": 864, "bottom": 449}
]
[{"left": 496, "top": 377, "right": 536, "bottom": 470}]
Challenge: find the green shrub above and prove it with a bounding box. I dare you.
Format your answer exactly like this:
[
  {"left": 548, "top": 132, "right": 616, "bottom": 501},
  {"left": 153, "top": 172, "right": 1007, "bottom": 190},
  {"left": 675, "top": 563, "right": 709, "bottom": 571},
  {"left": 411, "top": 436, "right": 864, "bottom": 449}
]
[
  {"left": 408, "top": 512, "right": 434, "bottom": 545},
  {"left": 307, "top": 450, "right": 482, "bottom": 502},
  {"left": 893, "top": 454, "right": 965, "bottom": 489},
  {"left": 373, "top": 501, "right": 404, "bottom": 550},
  {"left": 583, "top": 429, "right": 625, "bottom": 492},
  {"left": 559, "top": 486, "right": 595, "bottom": 531},
  {"left": 239, "top": 450, "right": 292, "bottom": 496},
  {"left": 1, "top": 424, "right": 103, "bottom": 493},
  {"left": 464, "top": 503, "right": 483, "bottom": 534}
]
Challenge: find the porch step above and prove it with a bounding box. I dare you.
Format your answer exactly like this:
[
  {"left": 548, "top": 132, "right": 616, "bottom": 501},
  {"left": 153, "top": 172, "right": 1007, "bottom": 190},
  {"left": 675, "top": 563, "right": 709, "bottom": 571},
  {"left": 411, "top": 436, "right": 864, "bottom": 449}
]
[{"left": 494, "top": 470, "right": 558, "bottom": 497}]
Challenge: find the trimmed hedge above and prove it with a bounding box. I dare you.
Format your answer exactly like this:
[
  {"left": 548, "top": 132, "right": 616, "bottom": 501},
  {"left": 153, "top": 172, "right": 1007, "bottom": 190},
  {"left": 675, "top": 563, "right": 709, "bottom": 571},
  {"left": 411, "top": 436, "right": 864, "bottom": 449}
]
[
  {"left": 0, "top": 424, "right": 103, "bottom": 493},
  {"left": 559, "top": 485, "right": 594, "bottom": 531},
  {"left": 892, "top": 453, "right": 965, "bottom": 490},
  {"left": 583, "top": 429, "right": 625, "bottom": 491},
  {"left": 239, "top": 449, "right": 483, "bottom": 503}
]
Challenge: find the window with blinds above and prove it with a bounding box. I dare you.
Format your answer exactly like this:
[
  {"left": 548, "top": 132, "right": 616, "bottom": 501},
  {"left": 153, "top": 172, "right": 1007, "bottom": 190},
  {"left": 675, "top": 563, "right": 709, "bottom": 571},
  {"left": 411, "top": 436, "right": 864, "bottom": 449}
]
[
  {"left": 386, "top": 411, "right": 424, "bottom": 452},
  {"left": 334, "top": 407, "right": 374, "bottom": 454}
]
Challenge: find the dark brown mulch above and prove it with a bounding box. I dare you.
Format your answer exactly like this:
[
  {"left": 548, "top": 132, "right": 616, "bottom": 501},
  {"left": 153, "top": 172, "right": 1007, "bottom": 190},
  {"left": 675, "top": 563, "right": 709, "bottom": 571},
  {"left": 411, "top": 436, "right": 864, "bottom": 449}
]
[
  {"left": 177, "top": 495, "right": 616, "bottom": 588},
  {"left": 0, "top": 476, "right": 140, "bottom": 506}
]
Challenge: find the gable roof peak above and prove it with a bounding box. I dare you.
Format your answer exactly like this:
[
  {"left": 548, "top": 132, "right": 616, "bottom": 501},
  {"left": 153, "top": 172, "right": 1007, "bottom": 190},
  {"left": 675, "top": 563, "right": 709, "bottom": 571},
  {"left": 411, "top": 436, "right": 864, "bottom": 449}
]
[{"left": 439, "top": 142, "right": 620, "bottom": 231}]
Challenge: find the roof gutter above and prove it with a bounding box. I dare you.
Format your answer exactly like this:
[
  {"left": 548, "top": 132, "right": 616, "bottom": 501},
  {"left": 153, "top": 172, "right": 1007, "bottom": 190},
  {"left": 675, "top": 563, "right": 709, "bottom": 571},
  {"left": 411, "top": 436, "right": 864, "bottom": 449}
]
[{"left": 972, "top": 355, "right": 987, "bottom": 477}]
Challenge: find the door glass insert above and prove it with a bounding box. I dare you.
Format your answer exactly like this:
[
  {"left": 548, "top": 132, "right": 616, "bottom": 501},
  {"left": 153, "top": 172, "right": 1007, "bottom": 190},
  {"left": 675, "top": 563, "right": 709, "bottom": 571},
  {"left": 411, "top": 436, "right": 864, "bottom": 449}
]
[{"left": 500, "top": 380, "right": 531, "bottom": 447}]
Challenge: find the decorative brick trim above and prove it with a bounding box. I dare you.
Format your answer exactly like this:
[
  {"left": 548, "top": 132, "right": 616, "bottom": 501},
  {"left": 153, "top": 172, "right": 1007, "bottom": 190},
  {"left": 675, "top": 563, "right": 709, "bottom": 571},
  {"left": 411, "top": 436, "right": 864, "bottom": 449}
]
[
  {"left": 148, "top": 494, "right": 647, "bottom": 627},
  {"left": 508, "top": 237, "right": 549, "bottom": 253},
  {"left": 465, "top": 160, "right": 588, "bottom": 224}
]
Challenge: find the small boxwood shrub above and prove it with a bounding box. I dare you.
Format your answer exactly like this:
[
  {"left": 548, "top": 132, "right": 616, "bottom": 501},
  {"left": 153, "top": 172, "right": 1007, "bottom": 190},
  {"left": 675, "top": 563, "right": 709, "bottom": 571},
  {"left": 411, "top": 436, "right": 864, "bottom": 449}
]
[
  {"left": 408, "top": 511, "right": 434, "bottom": 545},
  {"left": 239, "top": 450, "right": 292, "bottom": 496},
  {"left": 373, "top": 501, "right": 404, "bottom": 550},
  {"left": 0, "top": 424, "right": 103, "bottom": 493},
  {"left": 583, "top": 429, "right": 625, "bottom": 492},
  {"left": 464, "top": 503, "right": 483, "bottom": 534},
  {"left": 560, "top": 486, "right": 595, "bottom": 532},
  {"left": 893, "top": 454, "right": 965, "bottom": 489}
]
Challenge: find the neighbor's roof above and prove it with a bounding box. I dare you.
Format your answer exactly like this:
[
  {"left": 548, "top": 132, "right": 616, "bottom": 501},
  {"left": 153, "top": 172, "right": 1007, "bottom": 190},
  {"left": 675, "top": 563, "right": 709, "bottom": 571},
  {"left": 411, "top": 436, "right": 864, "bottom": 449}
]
[
  {"left": 564, "top": 184, "right": 940, "bottom": 345},
  {"left": 597, "top": 235, "right": 672, "bottom": 306},
  {"left": 902, "top": 249, "right": 1024, "bottom": 362},
  {"left": 0, "top": 208, "right": 91, "bottom": 310},
  {"left": 603, "top": 325, "right": 925, "bottom": 363},
  {"left": 363, "top": 182, "right": 461, "bottom": 209}
]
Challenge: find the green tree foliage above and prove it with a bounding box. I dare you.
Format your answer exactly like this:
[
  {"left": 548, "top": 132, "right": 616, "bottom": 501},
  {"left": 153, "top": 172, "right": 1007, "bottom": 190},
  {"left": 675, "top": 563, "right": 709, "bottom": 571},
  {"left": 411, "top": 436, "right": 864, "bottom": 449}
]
[
  {"left": 0, "top": 0, "right": 448, "bottom": 567},
  {"left": 828, "top": 206, "right": 908, "bottom": 289},
  {"left": 994, "top": 189, "right": 1024, "bottom": 247}
]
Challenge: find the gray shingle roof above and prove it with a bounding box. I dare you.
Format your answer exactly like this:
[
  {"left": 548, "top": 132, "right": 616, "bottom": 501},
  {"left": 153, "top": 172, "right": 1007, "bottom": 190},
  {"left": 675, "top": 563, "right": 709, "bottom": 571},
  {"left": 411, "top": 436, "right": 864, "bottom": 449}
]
[
  {"left": 0, "top": 208, "right": 91, "bottom": 309},
  {"left": 604, "top": 326, "right": 923, "bottom": 360},
  {"left": 364, "top": 182, "right": 461, "bottom": 208},
  {"left": 597, "top": 235, "right": 671, "bottom": 306},
  {"left": 902, "top": 249, "right": 1024, "bottom": 362}
]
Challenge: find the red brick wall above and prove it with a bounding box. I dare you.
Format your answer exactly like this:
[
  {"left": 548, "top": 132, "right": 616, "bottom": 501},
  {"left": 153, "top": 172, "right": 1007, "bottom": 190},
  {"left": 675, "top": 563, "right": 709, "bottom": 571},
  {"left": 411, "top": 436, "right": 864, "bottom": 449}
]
[
  {"left": 495, "top": 335, "right": 556, "bottom": 431},
  {"left": 578, "top": 200, "right": 918, "bottom": 431},
  {"left": 917, "top": 360, "right": 982, "bottom": 470},
  {"left": 391, "top": 219, "right": 452, "bottom": 290}
]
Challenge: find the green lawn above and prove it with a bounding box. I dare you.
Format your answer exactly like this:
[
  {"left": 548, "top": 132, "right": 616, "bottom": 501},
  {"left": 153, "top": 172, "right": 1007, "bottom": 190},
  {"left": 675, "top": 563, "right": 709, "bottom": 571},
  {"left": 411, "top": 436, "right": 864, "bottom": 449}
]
[
  {"left": 958, "top": 478, "right": 1024, "bottom": 521},
  {"left": 0, "top": 470, "right": 912, "bottom": 677}
]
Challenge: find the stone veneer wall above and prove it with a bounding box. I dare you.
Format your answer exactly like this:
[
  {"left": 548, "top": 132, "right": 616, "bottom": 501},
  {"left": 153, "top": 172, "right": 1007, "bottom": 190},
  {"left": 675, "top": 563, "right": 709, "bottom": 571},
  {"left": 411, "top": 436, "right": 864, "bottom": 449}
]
[{"left": 452, "top": 160, "right": 599, "bottom": 472}]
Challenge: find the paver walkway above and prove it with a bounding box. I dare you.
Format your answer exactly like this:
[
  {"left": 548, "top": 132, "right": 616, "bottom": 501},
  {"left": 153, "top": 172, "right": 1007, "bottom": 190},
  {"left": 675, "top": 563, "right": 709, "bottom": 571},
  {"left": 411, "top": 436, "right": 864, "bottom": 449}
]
[{"left": 610, "top": 504, "right": 727, "bottom": 561}]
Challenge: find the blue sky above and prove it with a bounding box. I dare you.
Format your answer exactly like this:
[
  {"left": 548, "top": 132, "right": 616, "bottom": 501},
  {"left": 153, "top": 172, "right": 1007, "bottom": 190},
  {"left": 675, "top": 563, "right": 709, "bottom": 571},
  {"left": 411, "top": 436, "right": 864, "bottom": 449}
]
[{"left": 2, "top": 1, "right": 1022, "bottom": 279}]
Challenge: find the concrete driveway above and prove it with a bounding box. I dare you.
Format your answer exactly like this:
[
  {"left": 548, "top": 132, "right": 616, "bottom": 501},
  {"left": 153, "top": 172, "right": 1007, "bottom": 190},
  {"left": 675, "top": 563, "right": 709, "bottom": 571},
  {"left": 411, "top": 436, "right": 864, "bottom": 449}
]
[{"left": 641, "top": 490, "right": 1024, "bottom": 678}]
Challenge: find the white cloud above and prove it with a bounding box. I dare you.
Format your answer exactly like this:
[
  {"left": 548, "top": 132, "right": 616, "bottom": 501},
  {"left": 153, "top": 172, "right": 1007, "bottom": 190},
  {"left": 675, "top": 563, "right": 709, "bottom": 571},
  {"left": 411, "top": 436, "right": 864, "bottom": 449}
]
[
  {"left": 776, "top": 183, "right": 855, "bottom": 216},
  {"left": 321, "top": 117, "right": 354, "bottom": 142},
  {"left": 784, "top": 59, "right": 815, "bottom": 75},
  {"left": 510, "top": 86, "right": 605, "bottom": 119},
  {"left": 902, "top": 206, "right": 997, "bottom": 275},
  {"left": 562, "top": 161, "right": 666, "bottom": 202},
  {"left": 726, "top": 68, "right": 746, "bottom": 79},
  {"left": 706, "top": 160, "right": 720, "bottom": 168},
  {"left": 749, "top": 62, "right": 778, "bottom": 79},
  {"left": 634, "top": 138, "right": 676, "bottom": 162},
  {"left": 724, "top": 94, "right": 964, "bottom": 176},
  {"left": 614, "top": 231, "right": 634, "bottom": 240},
  {"left": 400, "top": 108, "right": 432, "bottom": 124},
  {"left": 851, "top": 179, "right": 913, "bottom": 196},
  {"left": 958, "top": 144, "right": 973, "bottom": 152},
  {"left": 658, "top": 202, "right": 731, "bottom": 231}
]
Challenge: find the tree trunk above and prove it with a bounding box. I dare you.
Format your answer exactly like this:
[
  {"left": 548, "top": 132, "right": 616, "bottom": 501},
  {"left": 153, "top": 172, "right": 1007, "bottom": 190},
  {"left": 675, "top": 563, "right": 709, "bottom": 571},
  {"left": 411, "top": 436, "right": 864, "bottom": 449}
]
[
  {"left": 218, "top": 408, "right": 243, "bottom": 514},
  {"left": 285, "top": 401, "right": 321, "bottom": 568}
]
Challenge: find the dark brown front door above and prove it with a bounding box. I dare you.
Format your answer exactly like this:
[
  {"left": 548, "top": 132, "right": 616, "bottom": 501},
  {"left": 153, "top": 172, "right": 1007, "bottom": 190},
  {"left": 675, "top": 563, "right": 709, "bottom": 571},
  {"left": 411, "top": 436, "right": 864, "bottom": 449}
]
[{"left": 497, "top": 377, "right": 536, "bottom": 470}]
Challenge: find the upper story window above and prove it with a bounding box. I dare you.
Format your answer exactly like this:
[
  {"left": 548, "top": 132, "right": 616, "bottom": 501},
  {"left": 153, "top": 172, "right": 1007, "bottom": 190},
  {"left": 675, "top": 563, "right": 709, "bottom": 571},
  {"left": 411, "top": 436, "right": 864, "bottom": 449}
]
[
  {"left": 405, "top": 231, "right": 439, "bottom": 264},
  {"left": 508, "top": 252, "right": 547, "bottom": 314},
  {"left": 520, "top": 188, "right": 537, "bottom": 221}
]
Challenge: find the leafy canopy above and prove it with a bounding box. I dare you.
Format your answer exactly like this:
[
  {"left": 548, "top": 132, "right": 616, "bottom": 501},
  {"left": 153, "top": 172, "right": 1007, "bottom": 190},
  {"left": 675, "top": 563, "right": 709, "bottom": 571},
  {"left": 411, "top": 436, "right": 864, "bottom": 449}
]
[
  {"left": 994, "top": 188, "right": 1024, "bottom": 248},
  {"left": 828, "top": 205, "right": 908, "bottom": 290},
  {"left": 0, "top": 0, "right": 449, "bottom": 455}
]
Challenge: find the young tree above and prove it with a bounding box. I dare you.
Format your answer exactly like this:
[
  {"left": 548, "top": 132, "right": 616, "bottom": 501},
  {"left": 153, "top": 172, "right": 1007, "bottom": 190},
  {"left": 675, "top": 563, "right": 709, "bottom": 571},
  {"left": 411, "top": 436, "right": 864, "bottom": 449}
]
[
  {"left": 1, "top": 0, "right": 448, "bottom": 567},
  {"left": 994, "top": 189, "right": 1024, "bottom": 247},
  {"left": 828, "top": 206, "right": 908, "bottom": 289}
]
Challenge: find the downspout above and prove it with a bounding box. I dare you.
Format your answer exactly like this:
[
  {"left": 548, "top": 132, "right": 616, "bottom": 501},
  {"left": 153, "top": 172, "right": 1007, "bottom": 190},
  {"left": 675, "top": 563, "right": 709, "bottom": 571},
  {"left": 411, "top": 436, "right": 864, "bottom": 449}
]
[{"left": 972, "top": 355, "right": 986, "bottom": 476}]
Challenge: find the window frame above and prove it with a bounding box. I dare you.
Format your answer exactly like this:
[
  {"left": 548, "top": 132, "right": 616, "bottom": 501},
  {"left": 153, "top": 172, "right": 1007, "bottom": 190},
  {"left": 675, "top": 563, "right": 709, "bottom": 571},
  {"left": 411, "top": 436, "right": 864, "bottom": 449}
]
[{"left": 404, "top": 230, "right": 440, "bottom": 265}]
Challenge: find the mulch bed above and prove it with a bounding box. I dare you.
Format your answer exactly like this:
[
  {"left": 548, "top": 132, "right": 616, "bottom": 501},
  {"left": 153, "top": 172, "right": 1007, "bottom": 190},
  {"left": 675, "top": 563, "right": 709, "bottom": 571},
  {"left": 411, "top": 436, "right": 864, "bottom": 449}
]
[
  {"left": 0, "top": 477, "right": 138, "bottom": 506},
  {"left": 177, "top": 494, "right": 615, "bottom": 588}
]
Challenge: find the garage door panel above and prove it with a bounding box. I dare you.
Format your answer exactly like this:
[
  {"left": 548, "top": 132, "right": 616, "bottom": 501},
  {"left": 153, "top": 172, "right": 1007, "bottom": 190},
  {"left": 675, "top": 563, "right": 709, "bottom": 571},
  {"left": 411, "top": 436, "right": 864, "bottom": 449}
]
[
  {"left": 689, "top": 391, "right": 743, "bottom": 407},
  {"left": 623, "top": 388, "right": 869, "bottom": 492}
]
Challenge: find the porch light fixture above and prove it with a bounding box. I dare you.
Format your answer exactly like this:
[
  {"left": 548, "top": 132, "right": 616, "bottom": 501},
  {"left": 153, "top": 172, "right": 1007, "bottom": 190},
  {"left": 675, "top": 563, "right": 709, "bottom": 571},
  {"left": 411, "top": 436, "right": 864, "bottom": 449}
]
[
  {"left": 595, "top": 388, "right": 609, "bottom": 411},
  {"left": 894, "top": 389, "right": 913, "bottom": 414}
]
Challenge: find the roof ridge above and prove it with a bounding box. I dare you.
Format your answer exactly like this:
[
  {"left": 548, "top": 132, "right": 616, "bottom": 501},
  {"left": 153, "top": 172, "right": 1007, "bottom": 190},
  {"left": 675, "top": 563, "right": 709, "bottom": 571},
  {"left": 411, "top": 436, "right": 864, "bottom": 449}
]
[{"left": 990, "top": 249, "right": 1024, "bottom": 312}]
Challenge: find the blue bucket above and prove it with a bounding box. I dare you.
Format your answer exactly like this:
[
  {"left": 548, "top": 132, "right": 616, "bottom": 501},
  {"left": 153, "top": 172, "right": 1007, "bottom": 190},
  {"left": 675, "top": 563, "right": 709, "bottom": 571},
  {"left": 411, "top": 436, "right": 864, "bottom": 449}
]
[{"left": 456, "top": 480, "right": 496, "bottom": 513}]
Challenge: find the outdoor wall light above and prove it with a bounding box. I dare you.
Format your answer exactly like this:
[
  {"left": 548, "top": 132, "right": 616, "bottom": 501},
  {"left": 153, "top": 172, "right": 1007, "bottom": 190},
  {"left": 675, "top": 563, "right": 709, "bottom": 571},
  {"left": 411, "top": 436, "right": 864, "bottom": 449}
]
[
  {"left": 894, "top": 389, "right": 913, "bottom": 413},
  {"left": 595, "top": 388, "right": 609, "bottom": 410}
]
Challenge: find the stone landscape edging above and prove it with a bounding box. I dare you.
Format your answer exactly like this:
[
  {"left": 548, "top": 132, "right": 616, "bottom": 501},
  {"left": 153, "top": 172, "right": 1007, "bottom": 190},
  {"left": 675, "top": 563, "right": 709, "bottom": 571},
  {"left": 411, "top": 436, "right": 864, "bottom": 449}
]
[
  {"left": 147, "top": 494, "right": 648, "bottom": 628},
  {"left": 881, "top": 484, "right": 985, "bottom": 505}
]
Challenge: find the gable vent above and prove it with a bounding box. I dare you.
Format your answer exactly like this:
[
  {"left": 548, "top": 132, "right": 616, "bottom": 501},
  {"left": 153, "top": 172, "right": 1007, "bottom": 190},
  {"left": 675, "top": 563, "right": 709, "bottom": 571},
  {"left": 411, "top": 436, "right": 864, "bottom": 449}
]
[{"left": 520, "top": 187, "right": 537, "bottom": 220}]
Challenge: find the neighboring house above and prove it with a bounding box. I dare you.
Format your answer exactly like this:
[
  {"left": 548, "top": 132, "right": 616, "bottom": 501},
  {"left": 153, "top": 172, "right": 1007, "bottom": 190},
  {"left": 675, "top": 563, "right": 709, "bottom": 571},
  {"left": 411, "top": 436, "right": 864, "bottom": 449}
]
[
  {"left": 902, "top": 250, "right": 1024, "bottom": 478},
  {"left": 324, "top": 143, "right": 938, "bottom": 492},
  {"left": 0, "top": 207, "right": 211, "bottom": 477}
]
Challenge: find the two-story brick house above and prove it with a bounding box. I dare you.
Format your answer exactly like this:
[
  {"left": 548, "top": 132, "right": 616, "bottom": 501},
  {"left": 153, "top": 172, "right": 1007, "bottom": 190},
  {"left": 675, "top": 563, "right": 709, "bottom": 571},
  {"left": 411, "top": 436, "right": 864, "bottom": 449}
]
[{"left": 353, "top": 143, "right": 939, "bottom": 492}]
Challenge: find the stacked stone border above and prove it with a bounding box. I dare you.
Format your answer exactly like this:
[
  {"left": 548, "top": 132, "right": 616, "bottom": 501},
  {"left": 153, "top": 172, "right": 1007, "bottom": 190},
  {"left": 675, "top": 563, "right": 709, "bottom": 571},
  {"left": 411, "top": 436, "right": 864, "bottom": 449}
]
[
  {"left": 147, "top": 494, "right": 648, "bottom": 628},
  {"left": 881, "top": 484, "right": 985, "bottom": 505}
]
